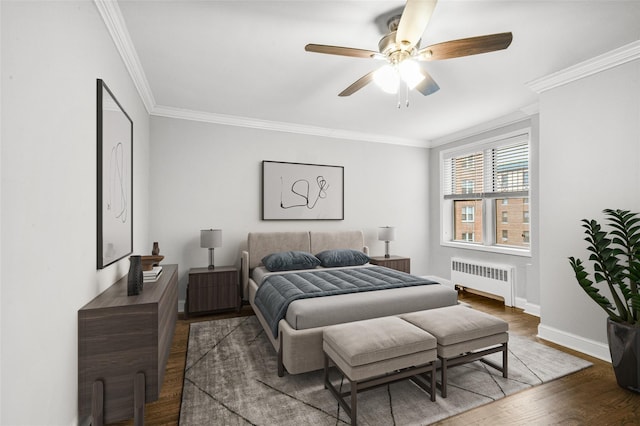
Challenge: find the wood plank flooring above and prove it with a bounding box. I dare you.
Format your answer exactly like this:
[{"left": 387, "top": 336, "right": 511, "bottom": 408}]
[{"left": 112, "top": 292, "right": 639, "bottom": 425}]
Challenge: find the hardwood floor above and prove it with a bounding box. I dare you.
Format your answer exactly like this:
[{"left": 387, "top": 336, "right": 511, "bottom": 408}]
[{"left": 113, "top": 292, "right": 638, "bottom": 425}]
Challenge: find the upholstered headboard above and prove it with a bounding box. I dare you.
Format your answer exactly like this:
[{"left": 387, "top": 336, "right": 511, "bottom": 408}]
[
  {"left": 309, "top": 230, "right": 365, "bottom": 254},
  {"left": 240, "top": 230, "right": 367, "bottom": 299},
  {"left": 247, "top": 231, "right": 310, "bottom": 270}
]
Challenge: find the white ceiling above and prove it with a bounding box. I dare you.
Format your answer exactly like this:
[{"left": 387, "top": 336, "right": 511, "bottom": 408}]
[{"left": 115, "top": 0, "right": 640, "bottom": 146}]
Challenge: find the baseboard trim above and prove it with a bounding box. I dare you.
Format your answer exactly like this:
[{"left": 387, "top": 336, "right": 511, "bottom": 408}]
[
  {"left": 537, "top": 323, "right": 611, "bottom": 362},
  {"left": 515, "top": 297, "right": 540, "bottom": 317},
  {"left": 178, "top": 299, "right": 185, "bottom": 314}
]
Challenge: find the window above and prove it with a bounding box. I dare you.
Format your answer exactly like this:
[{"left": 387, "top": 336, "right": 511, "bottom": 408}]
[
  {"left": 462, "top": 206, "right": 475, "bottom": 222},
  {"left": 441, "top": 131, "right": 530, "bottom": 254}
]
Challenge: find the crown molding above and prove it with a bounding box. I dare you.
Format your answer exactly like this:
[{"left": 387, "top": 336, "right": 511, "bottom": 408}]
[
  {"left": 429, "top": 104, "right": 538, "bottom": 148},
  {"left": 527, "top": 39, "right": 640, "bottom": 94},
  {"left": 94, "top": 0, "right": 156, "bottom": 113},
  {"left": 151, "top": 105, "right": 430, "bottom": 148}
]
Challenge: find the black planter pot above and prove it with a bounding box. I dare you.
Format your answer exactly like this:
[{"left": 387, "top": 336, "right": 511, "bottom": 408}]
[{"left": 607, "top": 318, "right": 640, "bottom": 393}]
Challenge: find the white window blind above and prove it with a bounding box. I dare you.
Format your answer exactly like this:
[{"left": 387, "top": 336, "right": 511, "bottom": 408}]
[{"left": 443, "top": 134, "right": 529, "bottom": 199}]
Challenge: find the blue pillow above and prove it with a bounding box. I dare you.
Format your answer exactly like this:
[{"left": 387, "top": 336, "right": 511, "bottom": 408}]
[
  {"left": 315, "top": 249, "right": 370, "bottom": 268},
  {"left": 261, "top": 251, "right": 321, "bottom": 272}
]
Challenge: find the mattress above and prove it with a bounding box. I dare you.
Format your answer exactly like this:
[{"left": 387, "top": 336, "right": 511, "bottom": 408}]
[{"left": 250, "top": 265, "right": 459, "bottom": 334}]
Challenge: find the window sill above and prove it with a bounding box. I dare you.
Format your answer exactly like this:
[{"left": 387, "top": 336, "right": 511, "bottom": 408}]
[{"left": 440, "top": 241, "right": 532, "bottom": 257}]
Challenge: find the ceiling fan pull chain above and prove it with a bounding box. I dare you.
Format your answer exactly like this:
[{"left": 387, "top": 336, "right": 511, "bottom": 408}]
[{"left": 405, "top": 82, "right": 410, "bottom": 108}]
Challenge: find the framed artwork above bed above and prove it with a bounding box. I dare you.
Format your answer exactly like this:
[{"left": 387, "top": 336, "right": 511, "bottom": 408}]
[{"left": 262, "top": 160, "right": 344, "bottom": 220}]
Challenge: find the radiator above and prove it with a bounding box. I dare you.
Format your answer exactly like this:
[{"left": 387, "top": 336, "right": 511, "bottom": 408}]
[{"left": 451, "top": 258, "right": 515, "bottom": 306}]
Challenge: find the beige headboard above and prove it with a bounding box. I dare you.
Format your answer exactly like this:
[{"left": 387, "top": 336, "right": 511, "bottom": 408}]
[
  {"left": 241, "top": 230, "right": 367, "bottom": 299},
  {"left": 309, "top": 230, "right": 365, "bottom": 254},
  {"left": 246, "top": 231, "right": 310, "bottom": 270}
]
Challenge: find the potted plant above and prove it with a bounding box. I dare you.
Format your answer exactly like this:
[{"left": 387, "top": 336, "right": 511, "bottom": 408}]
[{"left": 569, "top": 209, "right": 639, "bottom": 392}]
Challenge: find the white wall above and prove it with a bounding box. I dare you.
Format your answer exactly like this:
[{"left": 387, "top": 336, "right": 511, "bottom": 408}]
[
  {"left": 537, "top": 59, "right": 640, "bottom": 360},
  {"left": 148, "top": 116, "right": 431, "bottom": 306},
  {"left": 1, "top": 1, "right": 150, "bottom": 424},
  {"left": 426, "top": 117, "right": 540, "bottom": 312}
]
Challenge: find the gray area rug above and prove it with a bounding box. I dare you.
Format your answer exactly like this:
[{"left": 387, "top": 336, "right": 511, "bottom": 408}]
[{"left": 179, "top": 316, "right": 591, "bottom": 425}]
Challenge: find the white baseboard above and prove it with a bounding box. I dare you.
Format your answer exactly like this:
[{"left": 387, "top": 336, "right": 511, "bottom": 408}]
[
  {"left": 178, "top": 299, "right": 185, "bottom": 313},
  {"left": 537, "top": 323, "right": 611, "bottom": 362},
  {"left": 515, "top": 297, "right": 540, "bottom": 317}
]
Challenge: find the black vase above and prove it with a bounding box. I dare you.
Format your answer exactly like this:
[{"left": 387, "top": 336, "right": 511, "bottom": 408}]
[
  {"left": 127, "top": 255, "right": 144, "bottom": 296},
  {"left": 607, "top": 318, "right": 640, "bottom": 393}
]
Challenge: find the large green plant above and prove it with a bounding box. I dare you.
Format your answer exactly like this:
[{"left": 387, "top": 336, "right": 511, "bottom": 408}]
[{"left": 569, "top": 209, "right": 640, "bottom": 325}]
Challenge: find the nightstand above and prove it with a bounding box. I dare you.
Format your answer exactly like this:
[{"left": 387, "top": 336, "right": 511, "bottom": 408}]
[
  {"left": 186, "top": 266, "right": 240, "bottom": 317},
  {"left": 369, "top": 256, "right": 411, "bottom": 274}
]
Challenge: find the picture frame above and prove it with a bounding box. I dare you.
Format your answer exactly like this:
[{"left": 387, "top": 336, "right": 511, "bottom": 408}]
[
  {"left": 97, "top": 79, "right": 133, "bottom": 269},
  {"left": 262, "top": 160, "right": 344, "bottom": 220}
]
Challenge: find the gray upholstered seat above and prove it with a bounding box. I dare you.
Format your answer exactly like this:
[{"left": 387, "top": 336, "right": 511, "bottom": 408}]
[
  {"left": 323, "top": 316, "right": 437, "bottom": 425},
  {"left": 401, "top": 305, "right": 509, "bottom": 398}
]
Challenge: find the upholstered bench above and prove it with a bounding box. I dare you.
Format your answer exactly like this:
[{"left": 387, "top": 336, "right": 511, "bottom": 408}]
[
  {"left": 323, "top": 316, "right": 437, "bottom": 426},
  {"left": 401, "top": 305, "right": 509, "bottom": 398}
]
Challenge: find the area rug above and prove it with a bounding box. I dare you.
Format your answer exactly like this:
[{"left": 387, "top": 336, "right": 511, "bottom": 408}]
[{"left": 179, "top": 316, "right": 591, "bottom": 425}]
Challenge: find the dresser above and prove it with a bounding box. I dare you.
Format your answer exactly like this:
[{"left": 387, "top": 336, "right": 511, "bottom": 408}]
[{"left": 78, "top": 264, "right": 178, "bottom": 425}]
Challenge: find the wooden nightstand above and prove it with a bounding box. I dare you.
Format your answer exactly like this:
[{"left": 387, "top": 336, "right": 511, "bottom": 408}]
[
  {"left": 186, "top": 266, "right": 240, "bottom": 317},
  {"left": 369, "top": 256, "right": 411, "bottom": 273}
]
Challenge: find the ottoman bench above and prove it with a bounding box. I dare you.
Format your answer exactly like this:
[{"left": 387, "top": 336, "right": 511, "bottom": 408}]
[
  {"left": 323, "top": 316, "right": 437, "bottom": 426},
  {"left": 401, "top": 305, "right": 509, "bottom": 398}
]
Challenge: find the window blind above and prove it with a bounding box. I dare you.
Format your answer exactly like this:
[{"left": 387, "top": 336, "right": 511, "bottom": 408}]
[{"left": 443, "top": 133, "right": 529, "bottom": 199}]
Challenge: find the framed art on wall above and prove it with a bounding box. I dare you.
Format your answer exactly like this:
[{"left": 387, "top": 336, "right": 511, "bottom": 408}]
[
  {"left": 262, "top": 160, "right": 344, "bottom": 220},
  {"left": 97, "top": 79, "right": 133, "bottom": 269}
]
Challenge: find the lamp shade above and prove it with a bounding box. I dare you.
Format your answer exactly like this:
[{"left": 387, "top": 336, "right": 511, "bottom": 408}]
[
  {"left": 378, "top": 226, "right": 396, "bottom": 242},
  {"left": 200, "top": 229, "right": 222, "bottom": 248}
]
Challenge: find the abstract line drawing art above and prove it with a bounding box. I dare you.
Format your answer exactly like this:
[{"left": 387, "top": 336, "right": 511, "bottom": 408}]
[
  {"left": 97, "top": 79, "right": 133, "bottom": 269},
  {"left": 262, "top": 161, "right": 344, "bottom": 220}
]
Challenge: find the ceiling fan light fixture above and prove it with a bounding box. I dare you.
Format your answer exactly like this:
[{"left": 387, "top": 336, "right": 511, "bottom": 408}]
[
  {"left": 398, "top": 59, "right": 425, "bottom": 90},
  {"left": 373, "top": 64, "right": 400, "bottom": 94}
]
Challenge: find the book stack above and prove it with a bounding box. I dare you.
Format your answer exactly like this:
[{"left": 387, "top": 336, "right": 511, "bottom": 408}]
[{"left": 143, "top": 266, "right": 163, "bottom": 283}]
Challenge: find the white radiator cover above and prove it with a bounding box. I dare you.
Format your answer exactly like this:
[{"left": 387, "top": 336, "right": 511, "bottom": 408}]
[{"left": 451, "top": 258, "right": 515, "bottom": 306}]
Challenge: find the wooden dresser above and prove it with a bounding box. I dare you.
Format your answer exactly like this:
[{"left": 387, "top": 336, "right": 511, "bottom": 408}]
[{"left": 78, "top": 264, "right": 178, "bottom": 425}]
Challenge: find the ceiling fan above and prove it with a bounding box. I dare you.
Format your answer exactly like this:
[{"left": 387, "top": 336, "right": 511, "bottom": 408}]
[{"left": 305, "top": 0, "right": 512, "bottom": 103}]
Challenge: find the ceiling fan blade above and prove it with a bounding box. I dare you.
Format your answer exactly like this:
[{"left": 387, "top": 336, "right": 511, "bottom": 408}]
[
  {"left": 396, "top": 0, "right": 438, "bottom": 50},
  {"left": 338, "top": 71, "right": 375, "bottom": 97},
  {"left": 305, "top": 44, "right": 380, "bottom": 59},
  {"left": 414, "top": 68, "right": 440, "bottom": 96},
  {"left": 417, "top": 32, "right": 513, "bottom": 60}
]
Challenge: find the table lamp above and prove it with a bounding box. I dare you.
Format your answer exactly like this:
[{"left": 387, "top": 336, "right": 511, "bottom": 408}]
[
  {"left": 200, "top": 229, "right": 222, "bottom": 269},
  {"left": 378, "top": 226, "right": 396, "bottom": 258}
]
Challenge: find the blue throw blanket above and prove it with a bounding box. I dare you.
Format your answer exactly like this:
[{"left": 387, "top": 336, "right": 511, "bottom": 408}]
[{"left": 254, "top": 266, "right": 438, "bottom": 338}]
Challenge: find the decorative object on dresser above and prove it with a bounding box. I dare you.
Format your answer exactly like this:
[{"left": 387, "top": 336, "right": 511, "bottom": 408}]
[
  {"left": 369, "top": 255, "right": 411, "bottom": 273},
  {"left": 142, "top": 241, "right": 164, "bottom": 272},
  {"left": 186, "top": 266, "right": 240, "bottom": 318},
  {"left": 96, "top": 79, "right": 133, "bottom": 269},
  {"left": 200, "top": 228, "right": 222, "bottom": 269},
  {"left": 378, "top": 226, "right": 395, "bottom": 258},
  {"left": 127, "top": 255, "right": 143, "bottom": 296},
  {"left": 78, "top": 264, "right": 178, "bottom": 426},
  {"left": 262, "top": 160, "right": 344, "bottom": 220},
  {"left": 143, "top": 266, "right": 163, "bottom": 283}
]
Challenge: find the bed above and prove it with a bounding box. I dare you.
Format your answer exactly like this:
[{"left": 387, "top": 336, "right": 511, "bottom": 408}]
[{"left": 241, "top": 230, "right": 458, "bottom": 376}]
